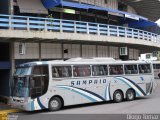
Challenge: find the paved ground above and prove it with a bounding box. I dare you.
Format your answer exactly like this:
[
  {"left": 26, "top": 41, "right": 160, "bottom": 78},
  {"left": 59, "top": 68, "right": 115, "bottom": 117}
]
[{"left": 9, "top": 80, "right": 160, "bottom": 120}]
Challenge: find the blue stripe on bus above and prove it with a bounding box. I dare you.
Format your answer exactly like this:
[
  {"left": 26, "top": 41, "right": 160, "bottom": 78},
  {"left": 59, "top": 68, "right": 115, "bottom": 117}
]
[
  {"left": 116, "top": 77, "right": 141, "bottom": 96},
  {"left": 75, "top": 87, "right": 106, "bottom": 101},
  {"left": 122, "top": 77, "right": 146, "bottom": 96},
  {"left": 37, "top": 98, "right": 46, "bottom": 109},
  {"left": 108, "top": 82, "right": 111, "bottom": 100},
  {"left": 31, "top": 101, "right": 34, "bottom": 111},
  {"left": 57, "top": 86, "right": 97, "bottom": 102}
]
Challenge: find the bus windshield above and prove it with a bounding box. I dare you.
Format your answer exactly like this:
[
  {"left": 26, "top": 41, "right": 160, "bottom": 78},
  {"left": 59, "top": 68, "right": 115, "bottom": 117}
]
[
  {"left": 12, "top": 67, "right": 32, "bottom": 97},
  {"left": 12, "top": 76, "right": 30, "bottom": 97},
  {"left": 12, "top": 65, "right": 49, "bottom": 98},
  {"left": 15, "top": 67, "right": 32, "bottom": 76}
]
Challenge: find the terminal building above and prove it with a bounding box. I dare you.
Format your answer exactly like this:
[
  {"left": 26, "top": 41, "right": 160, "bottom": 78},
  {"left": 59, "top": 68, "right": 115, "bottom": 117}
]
[{"left": 0, "top": 0, "right": 160, "bottom": 97}]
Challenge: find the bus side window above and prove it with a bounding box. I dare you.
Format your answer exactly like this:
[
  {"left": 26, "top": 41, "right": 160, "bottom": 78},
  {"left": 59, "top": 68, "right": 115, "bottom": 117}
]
[
  {"left": 73, "top": 66, "right": 91, "bottom": 77},
  {"left": 52, "top": 67, "right": 59, "bottom": 78},
  {"left": 92, "top": 66, "right": 99, "bottom": 76},
  {"left": 144, "top": 64, "right": 151, "bottom": 73},
  {"left": 138, "top": 64, "right": 151, "bottom": 74},
  {"left": 62, "top": 66, "right": 72, "bottom": 77},
  {"left": 73, "top": 67, "right": 79, "bottom": 77},
  {"left": 109, "top": 65, "right": 123, "bottom": 75},
  {"left": 124, "top": 65, "right": 138, "bottom": 74},
  {"left": 124, "top": 65, "right": 131, "bottom": 74},
  {"left": 52, "top": 66, "right": 72, "bottom": 78},
  {"left": 92, "top": 65, "right": 108, "bottom": 76}
]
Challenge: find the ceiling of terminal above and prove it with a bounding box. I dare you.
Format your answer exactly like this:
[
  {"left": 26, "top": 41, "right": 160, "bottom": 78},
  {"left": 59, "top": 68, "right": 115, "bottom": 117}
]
[{"left": 121, "top": 0, "right": 160, "bottom": 21}]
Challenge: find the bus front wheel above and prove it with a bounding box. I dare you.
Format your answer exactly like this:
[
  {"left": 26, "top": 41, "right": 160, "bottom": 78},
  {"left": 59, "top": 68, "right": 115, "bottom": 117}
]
[
  {"left": 126, "top": 89, "right": 135, "bottom": 101},
  {"left": 113, "top": 90, "right": 123, "bottom": 103},
  {"left": 49, "top": 97, "right": 62, "bottom": 111}
]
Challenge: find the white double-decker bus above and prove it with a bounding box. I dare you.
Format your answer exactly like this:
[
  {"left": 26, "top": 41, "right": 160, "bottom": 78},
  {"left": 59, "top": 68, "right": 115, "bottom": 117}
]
[{"left": 10, "top": 58, "right": 154, "bottom": 111}]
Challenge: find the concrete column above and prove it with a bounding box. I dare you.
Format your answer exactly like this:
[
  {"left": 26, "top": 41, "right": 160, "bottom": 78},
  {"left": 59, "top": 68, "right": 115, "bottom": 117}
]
[
  {"left": 96, "top": 45, "right": 98, "bottom": 57},
  {"left": 87, "top": 23, "right": 89, "bottom": 34},
  {"left": 9, "top": 0, "right": 13, "bottom": 15},
  {"left": 80, "top": 44, "right": 82, "bottom": 57},
  {"left": 27, "top": 17, "right": 30, "bottom": 31},
  {"left": 61, "top": 43, "right": 64, "bottom": 60},
  {"left": 10, "top": 42, "right": 15, "bottom": 75},
  {"left": 39, "top": 43, "right": 41, "bottom": 61},
  {"left": 9, "top": 42, "right": 15, "bottom": 96},
  {"left": 108, "top": 46, "right": 110, "bottom": 57}
]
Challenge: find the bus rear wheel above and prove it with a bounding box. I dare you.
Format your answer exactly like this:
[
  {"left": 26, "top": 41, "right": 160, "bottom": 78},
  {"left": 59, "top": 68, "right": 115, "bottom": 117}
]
[
  {"left": 126, "top": 89, "right": 135, "bottom": 101},
  {"left": 49, "top": 97, "right": 62, "bottom": 111},
  {"left": 113, "top": 90, "right": 123, "bottom": 103}
]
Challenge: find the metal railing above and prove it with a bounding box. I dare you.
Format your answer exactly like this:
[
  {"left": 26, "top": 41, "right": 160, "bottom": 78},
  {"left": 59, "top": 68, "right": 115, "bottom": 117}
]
[{"left": 0, "top": 14, "right": 160, "bottom": 42}]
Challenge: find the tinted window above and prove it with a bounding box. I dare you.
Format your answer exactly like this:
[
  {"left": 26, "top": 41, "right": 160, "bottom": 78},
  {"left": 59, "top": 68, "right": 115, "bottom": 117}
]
[
  {"left": 52, "top": 66, "right": 72, "bottom": 78},
  {"left": 92, "top": 65, "right": 108, "bottom": 76},
  {"left": 109, "top": 65, "right": 123, "bottom": 75},
  {"left": 73, "top": 66, "right": 91, "bottom": 77},
  {"left": 32, "top": 66, "right": 48, "bottom": 75},
  {"left": 153, "top": 64, "right": 160, "bottom": 69},
  {"left": 138, "top": 64, "right": 151, "bottom": 74},
  {"left": 124, "top": 65, "right": 138, "bottom": 74},
  {"left": 31, "top": 65, "right": 49, "bottom": 99}
]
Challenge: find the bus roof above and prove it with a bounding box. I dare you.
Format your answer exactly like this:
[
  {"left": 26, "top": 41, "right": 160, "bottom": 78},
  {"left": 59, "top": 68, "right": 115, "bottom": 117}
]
[{"left": 17, "top": 58, "right": 152, "bottom": 67}]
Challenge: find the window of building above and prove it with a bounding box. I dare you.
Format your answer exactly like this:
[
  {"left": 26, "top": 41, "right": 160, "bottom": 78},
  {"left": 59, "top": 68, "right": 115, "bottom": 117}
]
[
  {"left": 92, "top": 65, "right": 108, "bottom": 76},
  {"left": 124, "top": 65, "right": 138, "bottom": 74},
  {"left": 104, "top": 0, "right": 108, "bottom": 4},
  {"left": 138, "top": 64, "right": 151, "bottom": 74},
  {"left": 153, "top": 64, "right": 160, "bottom": 69},
  {"left": 109, "top": 65, "right": 124, "bottom": 75},
  {"left": 73, "top": 65, "right": 91, "bottom": 77},
  {"left": 120, "top": 47, "right": 128, "bottom": 56},
  {"left": 118, "top": 1, "right": 127, "bottom": 12},
  {"left": 52, "top": 66, "right": 72, "bottom": 78},
  {"left": 19, "top": 43, "right": 26, "bottom": 55},
  {"left": 152, "top": 51, "right": 158, "bottom": 57}
]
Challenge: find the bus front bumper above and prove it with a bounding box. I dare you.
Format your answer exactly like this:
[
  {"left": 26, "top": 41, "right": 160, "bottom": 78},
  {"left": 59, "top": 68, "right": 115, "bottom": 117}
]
[{"left": 10, "top": 97, "right": 33, "bottom": 111}]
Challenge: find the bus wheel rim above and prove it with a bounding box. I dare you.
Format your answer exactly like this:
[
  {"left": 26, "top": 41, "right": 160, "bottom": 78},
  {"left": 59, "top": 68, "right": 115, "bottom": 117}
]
[
  {"left": 116, "top": 93, "right": 122, "bottom": 101},
  {"left": 128, "top": 92, "right": 134, "bottom": 100},
  {"left": 51, "top": 100, "right": 59, "bottom": 108}
]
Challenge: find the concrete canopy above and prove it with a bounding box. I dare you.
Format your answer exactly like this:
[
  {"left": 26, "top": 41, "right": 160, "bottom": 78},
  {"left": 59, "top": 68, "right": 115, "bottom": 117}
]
[{"left": 121, "top": 0, "right": 160, "bottom": 21}]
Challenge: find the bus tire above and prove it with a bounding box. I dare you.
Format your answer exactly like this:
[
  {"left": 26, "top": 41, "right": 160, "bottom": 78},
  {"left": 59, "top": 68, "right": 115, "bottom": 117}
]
[
  {"left": 49, "top": 97, "right": 62, "bottom": 111},
  {"left": 126, "top": 89, "right": 135, "bottom": 101},
  {"left": 113, "top": 90, "right": 123, "bottom": 103},
  {"left": 158, "top": 73, "right": 160, "bottom": 78}
]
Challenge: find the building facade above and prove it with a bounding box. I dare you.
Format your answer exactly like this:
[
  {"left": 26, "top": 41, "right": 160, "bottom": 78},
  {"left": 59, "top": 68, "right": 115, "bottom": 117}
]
[{"left": 0, "top": 0, "right": 160, "bottom": 96}]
